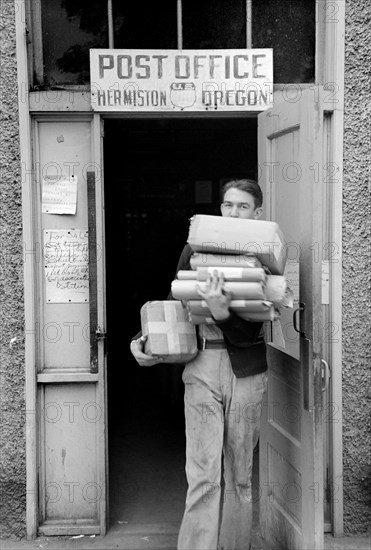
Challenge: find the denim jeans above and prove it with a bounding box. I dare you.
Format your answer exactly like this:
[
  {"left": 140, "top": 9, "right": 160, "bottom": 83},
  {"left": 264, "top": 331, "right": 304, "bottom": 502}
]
[{"left": 177, "top": 349, "right": 268, "bottom": 550}]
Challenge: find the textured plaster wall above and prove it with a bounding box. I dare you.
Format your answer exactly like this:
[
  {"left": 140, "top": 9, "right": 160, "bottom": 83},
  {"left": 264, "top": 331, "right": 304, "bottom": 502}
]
[
  {"left": 342, "top": 0, "right": 371, "bottom": 534},
  {"left": 0, "top": 0, "right": 27, "bottom": 539}
]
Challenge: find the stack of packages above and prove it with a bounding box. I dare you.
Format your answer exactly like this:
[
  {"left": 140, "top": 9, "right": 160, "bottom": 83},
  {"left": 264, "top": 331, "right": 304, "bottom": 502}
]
[
  {"left": 171, "top": 214, "right": 293, "bottom": 324},
  {"left": 140, "top": 215, "right": 293, "bottom": 364}
]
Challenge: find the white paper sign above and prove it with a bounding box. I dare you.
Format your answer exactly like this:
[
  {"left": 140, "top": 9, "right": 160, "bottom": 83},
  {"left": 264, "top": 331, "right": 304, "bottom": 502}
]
[
  {"left": 321, "top": 261, "right": 330, "bottom": 305},
  {"left": 284, "top": 261, "right": 300, "bottom": 302},
  {"left": 43, "top": 230, "right": 89, "bottom": 303},
  {"left": 90, "top": 49, "right": 273, "bottom": 112},
  {"left": 42, "top": 175, "right": 78, "bottom": 215}
]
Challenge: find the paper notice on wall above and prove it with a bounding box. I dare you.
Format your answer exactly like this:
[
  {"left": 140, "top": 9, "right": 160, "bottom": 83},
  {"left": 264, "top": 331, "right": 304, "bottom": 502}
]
[
  {"left": 42, "top": 175, "right": 78, "bottom": 214},
  {"left": 284, "top": 261, "right": 300, "bottom": 302},
  {"left": 43, "top": 229, "right": 89, "bottom": 303},
  {"left": 321, "top": 261, "right": 330, "bottom": 305}
]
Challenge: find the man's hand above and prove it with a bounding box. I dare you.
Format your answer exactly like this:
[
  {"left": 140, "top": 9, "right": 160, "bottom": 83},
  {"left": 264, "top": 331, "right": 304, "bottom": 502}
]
[
  {"left": 196, "top": 270, "right": 232, "bottom": 321},
  {"left": 130, "top": 335, "right": 164, "bottom": 367}
]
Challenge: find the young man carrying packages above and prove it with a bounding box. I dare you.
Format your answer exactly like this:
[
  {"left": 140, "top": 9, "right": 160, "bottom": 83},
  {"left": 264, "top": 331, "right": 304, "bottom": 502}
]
[{"left": 130, "top": 179, "right": 269, "bottom": 550}]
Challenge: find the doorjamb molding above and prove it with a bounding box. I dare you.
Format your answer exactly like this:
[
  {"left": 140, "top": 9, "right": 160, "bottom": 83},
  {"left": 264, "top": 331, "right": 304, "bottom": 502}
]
[
  {"left": 15, "top": 0, "right": 38, "bottom": 539},
  {"left": 317, "top": 0, "right": 345, "bottom": 536},
  {"left": 92, "top": 113, "right": 109, "bottom": 534}
]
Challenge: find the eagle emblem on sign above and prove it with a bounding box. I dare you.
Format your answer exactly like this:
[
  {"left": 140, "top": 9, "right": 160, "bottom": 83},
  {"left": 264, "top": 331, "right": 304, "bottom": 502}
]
[{"left": 170, "top": 83, "right": 196, "bottom": 110}]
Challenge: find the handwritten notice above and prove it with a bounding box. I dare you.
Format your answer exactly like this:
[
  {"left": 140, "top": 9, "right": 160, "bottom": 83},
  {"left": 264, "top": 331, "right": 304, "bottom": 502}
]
[
  {"left": 43, "top": 230, "right": 89, "bottom": 303},
  {"left": 42, "top": 175, "right": 78, "bottom": 215}
]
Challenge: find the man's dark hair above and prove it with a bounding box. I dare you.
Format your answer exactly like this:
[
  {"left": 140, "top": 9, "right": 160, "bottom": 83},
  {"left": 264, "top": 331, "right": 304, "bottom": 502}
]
[{"left": 221, "top": 178, "right": 263, "bottom": 209}]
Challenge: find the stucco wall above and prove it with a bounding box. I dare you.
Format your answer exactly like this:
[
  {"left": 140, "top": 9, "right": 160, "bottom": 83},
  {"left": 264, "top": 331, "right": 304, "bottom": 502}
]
[
  {"left": 0, "top": 0, "right": 27, "bottom": 539},
  {"left": 342, "top": 0, "right": 371, "bottom": 535}
]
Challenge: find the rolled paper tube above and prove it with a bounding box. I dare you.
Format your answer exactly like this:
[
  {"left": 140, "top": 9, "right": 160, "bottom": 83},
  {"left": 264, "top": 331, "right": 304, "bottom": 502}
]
[
  {"left": 189, "top": 308, "right": 277, "bottom": 324},
  {"left": 265, "top": 276, "right": 287, "bottom": 304},
  {"left": 177, "top": 270, "right": 198, "bottom": 280},
  {"left": 237, "top": 308, "right": 278, "bottom": 321},
  {"left": 171, "top": 280, "right": 266, "bottom": 301},
  {"left": 177, "top": 267, "right": 266, "bottom": 282},
  {"left": 196, "top": 267, "right": 266, "bottom": 282},
  {"left": 190, "top": 253, "right": 261, "bottom": 270},
  {"left": 186, "top": 300, "right": 273, "bottom": 314}
]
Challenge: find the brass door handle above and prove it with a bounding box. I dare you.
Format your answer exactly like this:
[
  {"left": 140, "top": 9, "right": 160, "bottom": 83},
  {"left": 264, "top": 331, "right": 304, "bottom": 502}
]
[{"left": 293, "top": 302, "right": 306, "bottom": 338}]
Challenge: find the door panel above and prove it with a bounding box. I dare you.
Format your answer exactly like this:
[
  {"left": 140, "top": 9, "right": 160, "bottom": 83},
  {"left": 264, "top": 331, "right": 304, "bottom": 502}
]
[
  {"left": 34, "top": 119, "right": 107, "bottom": 535},
  {"left": 42, "top": 384, "right": 100, "bottom": 521},
  {"left": 268, "top": 123, "right": 302, "bottom": 359},
  {"left": 37, "top": 121, "right": 91, "bottom": 371},
  {"left": 259, "top": 90, "right": 326, "bottom": 549}
]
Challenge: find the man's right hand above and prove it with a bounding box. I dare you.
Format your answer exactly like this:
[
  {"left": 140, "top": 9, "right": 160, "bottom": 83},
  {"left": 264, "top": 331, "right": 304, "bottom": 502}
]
[{"left": 130, "top": 335, "right": 165, "bottom": 367}]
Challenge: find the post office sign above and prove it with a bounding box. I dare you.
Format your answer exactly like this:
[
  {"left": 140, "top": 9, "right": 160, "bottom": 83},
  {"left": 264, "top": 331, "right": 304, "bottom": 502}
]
[{"left": 90, "top": 49, "right": 273, "bottom": 112}]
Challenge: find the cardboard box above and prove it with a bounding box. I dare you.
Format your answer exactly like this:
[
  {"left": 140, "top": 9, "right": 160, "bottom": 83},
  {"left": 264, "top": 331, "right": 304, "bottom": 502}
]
[
  {"left": 187, "top": 215, "right": 287, "bottom": 275},
  {"left": 140, "top": 301, "right": 198, "bottom": 364}
]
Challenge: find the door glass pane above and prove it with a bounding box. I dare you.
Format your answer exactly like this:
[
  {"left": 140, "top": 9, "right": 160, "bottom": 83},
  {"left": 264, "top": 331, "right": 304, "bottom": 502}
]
[
  {"left": 183, "top": 0, "right": 246, "bottom": 49},
  {"left": 113, "top": 1, "right": 177, "bottom": 49},
  {"left": 252, "top": 0, "right": 315, "bottom": 83},
  {"left": 40, "top": 0, "right": 108, "bottom": 86}
]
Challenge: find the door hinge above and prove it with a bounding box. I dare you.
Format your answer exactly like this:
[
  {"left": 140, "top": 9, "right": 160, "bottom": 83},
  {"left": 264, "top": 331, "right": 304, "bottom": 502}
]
[
  {"left": 96, "top": 326, "right": 107, "bottom": 355},
  {"left": 96, "top": 326, "right": 107, "bottom": 341}
]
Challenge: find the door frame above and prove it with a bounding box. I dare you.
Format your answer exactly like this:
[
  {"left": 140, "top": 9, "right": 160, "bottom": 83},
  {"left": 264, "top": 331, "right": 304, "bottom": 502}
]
[
  {"left": 316, "top": 0, "right": 345, "bottom": 536},
  {"left": 15, "top": 0, "right": 345, "bottom": 538}
]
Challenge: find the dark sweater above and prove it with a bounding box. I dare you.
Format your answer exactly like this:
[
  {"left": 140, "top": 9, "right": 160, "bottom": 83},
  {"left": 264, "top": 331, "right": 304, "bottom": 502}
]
[{"left": 171, "top": 244, "right": 268, "bottom": 378}]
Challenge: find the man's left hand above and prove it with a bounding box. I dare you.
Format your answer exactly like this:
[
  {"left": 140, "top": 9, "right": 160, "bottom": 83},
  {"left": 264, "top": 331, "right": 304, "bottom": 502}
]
[{"left": 196, "top": 270, "right": 232, "bottom": 321}]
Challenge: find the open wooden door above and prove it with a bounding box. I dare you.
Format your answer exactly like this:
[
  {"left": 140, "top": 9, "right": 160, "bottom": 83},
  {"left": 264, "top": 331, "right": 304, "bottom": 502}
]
[
  {"left": 258, "top": 89, "right": 327, "bottom": 549},
  {"left": 34, "top": 115, "right": 108, "bottom": 536}
]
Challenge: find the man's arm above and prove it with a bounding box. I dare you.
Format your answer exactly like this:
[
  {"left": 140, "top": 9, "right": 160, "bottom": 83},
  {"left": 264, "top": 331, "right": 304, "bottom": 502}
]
[
  {"left": 130, "top": 334, "right": 164, "bottom": 367},
  {"left": 167, "top": 244, "right": 193, "bottom": 299}
]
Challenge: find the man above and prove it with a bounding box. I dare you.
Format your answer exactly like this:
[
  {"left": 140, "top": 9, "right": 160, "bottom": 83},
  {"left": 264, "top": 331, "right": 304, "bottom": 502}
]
[{"left": 130, "top": 179, "right": 268, "bottom": 550}]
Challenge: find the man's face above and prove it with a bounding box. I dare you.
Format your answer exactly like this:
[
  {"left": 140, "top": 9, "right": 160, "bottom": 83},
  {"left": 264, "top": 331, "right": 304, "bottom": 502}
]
[{"left": 220, "top": 188, "right": 262, "bottom": 220}]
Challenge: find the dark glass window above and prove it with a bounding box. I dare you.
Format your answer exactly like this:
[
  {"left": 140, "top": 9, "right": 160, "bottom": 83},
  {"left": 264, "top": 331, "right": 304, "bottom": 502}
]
[
  {"left": 39, "top": 0, "right": 315, "bottom": 87},
  {"left": 113, "top": 2, "right": 177, "bottom": 49},
  {"left": 40, "top": 0, "right": 176, "bottom": 86},
  {"left": 252, "top": 0, "right": 315, "bottom": 83},
  {"left": 40, "top": 0, "right": 108, "bottom": 86},
  {"left": 182, "top": 0, "right": 246, "bottom": 49}
]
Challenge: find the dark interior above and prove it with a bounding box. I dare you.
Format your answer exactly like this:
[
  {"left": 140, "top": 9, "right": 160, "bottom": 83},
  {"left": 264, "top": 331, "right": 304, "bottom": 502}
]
[{"left": 104, "top": 117, "right": 258, "bottom": 528}]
